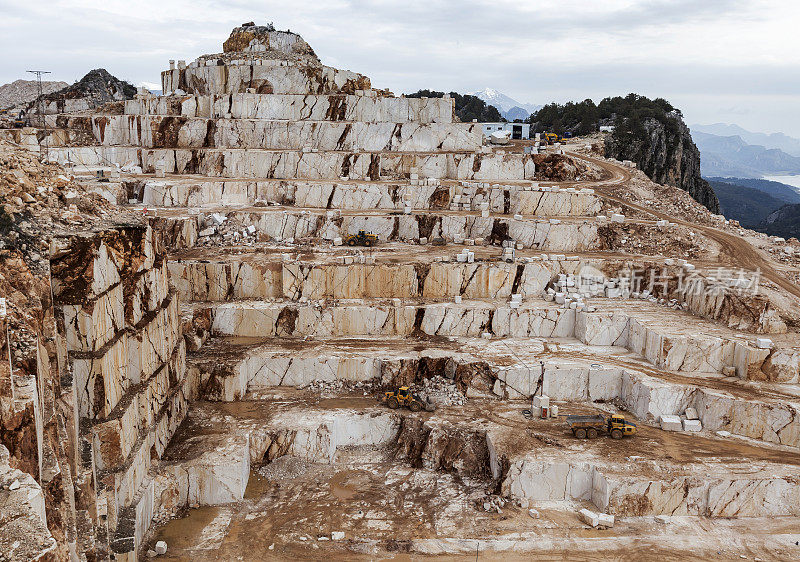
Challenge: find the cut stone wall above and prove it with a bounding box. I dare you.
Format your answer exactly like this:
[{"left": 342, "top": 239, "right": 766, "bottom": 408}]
[
  {"left": 136, "top": 177, "right": 599, "bottom": 215},
  {"left": 47, "top": 146, "right": 538, "bottom": 181},
  {"left": 64, "top": 115, "right": 481, "bottom": 152},
  {"left": 50, "top": 225, "right": 194, "bottom": 558},
  {"left": 502, "top": 454, "right": 800, "bottom": 517},
  {"left": 125, "top": 93, "right": 455, "bottom": 123},
  {"left": 202, "top": 301, "right": 772, "bottom": 378},
  {"left": 162, "top": 61, "right": 369, "bottom": 96},
  {"left": 169, "top": 260, "right": 589, "bottom": 302},
  {"left": 158, "top": 211, "right": 598, "bottom": 250}
]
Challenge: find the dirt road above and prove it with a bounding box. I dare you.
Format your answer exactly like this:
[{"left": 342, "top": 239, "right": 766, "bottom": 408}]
[{"left": 569, "top": 152, "right": 800, "bottom": 301}]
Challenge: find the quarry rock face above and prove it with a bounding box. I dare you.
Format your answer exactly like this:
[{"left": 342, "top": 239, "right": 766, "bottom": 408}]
[
  {"left": 222, "top": 23, "right": 319, "bottom": 61},
  {"left": 47, "top": 225, "right": 194, "bottom": 558},
  {"left": 605, "top": 117, "right": 720, "bottom": 213},
  {"left": 30, "top": 69, "right": 136, "bottom": 118},
  {"left": 2, "top": 21, "right": 800, "bottom": 561}
]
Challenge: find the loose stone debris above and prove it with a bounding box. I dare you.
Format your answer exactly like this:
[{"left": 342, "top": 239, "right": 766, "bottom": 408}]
[{"left": 0, "top": 20, "right": 799, "bottom": 562}]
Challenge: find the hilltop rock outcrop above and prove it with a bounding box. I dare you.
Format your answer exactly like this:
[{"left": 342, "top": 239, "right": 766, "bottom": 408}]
[
  {"left": 605, "top": 116, "right": 719, "bottom": 213},
  {"left": 28, "top": 69, "right": 136, "bottom": 117}
]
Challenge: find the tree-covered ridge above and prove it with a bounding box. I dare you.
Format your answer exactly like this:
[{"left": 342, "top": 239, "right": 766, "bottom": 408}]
[
  {"left": 527, "top": 93, "right": 680, "bottom": 137},
  {"left": 708, "top": 180, "right": 787, "bottom": 228},
  {"left": 757, "top": 203, "right": 800, "bottom": 239},
  {"left": 526, "top": 93, "right": 718, "bottom": 212},
  {"left": 405, "top": 90, "right": 502, "bottom": 123}
]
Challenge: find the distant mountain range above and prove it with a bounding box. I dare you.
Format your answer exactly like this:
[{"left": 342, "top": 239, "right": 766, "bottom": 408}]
[
  {"left": 692, "top": 123, "right": 800, "bottom": 157},
  {"left": 705, "top": 176, "right": 800, "bottom": 237},
  {"left": 469, "top": 88, "right": 541, "bottom": 120},
  {"left": 705, "top": 177, "right": 800, "bottom": 203},
  {"left": 692, "top": 130, "right": 800, "bottom": 178}
]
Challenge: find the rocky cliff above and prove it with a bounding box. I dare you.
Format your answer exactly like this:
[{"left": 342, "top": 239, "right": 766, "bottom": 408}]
[
  {"left": 605, "top": 116, "right": 720, "bottom": 213},
  {"left": 27, "top": 69, "right": 136, "bottom": 116},
  {"left": 757, "top": 203, "right": 800, "bottom": 239}
]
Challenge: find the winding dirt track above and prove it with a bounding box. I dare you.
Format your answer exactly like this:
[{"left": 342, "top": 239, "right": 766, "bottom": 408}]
[{"left": 569, "top": 152, "right": 800, "bottom": 301}]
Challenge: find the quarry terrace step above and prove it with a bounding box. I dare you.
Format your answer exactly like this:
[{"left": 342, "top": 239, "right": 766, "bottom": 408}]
[
  {"left": 184, "top": 334, "right": 800, "bottom": 450},
  {"left": 188, "top": 298, "right": 795, "bottom": 381},
  {"left": 152, "top": 209, "right": 601, "bottom": 251},
  {"left": 47, "top": 146, "right": 537, "bottom": 181},
  {"left": 133, "top": 176, "right": 600, "bottom": 215},
  {"left": 167, "top": 243, "right": 617, "bottom": 265},
  {"left": 168, "top": 255, "right": 599, "bottom": 302},
  {"left": 64, "top": 115, "right": 482, "bottom": 152},
  {"left": 123, "top": 92, "right": 456, "bottom": 123},
  {"left": 152, "top": 399, "right": 800, "bottom": 519}
]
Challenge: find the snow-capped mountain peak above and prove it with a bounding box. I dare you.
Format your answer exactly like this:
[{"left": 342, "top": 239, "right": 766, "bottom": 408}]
[{"left": 469, "top": 88, "right": 541, "bottom": 119}]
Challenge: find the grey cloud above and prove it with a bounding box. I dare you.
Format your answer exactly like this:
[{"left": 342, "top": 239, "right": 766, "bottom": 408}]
[{"left": 0, "top": 1, "right": 797, "bottom": 134}]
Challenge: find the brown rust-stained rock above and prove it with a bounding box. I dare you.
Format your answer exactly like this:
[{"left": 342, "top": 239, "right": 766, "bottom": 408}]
[{"left": 394, "top": 416, "right": 490, "bottom": 478}]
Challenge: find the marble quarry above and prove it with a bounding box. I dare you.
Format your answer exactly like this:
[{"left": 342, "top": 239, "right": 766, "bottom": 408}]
[{"left": 3, "top": 21, "right": 800, "bottom": 561}]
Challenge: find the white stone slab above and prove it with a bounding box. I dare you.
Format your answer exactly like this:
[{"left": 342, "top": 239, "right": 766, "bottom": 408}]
[
  {"left": 578, "top": 508, "right": 599, "bottom": 527},
  {"left": 597, "top": 513, "right": 614, "bottom": 528},
  {"left": 683, "top": 419, "right": 702, "bottom": 432},
  {"left": 660, "top": 415, "right": 682, "bottom": 431}
]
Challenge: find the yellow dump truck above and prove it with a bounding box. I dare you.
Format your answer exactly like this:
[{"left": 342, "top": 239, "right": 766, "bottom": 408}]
[{"left": 566, "top": 414, "right": 636, "bottom": 440}]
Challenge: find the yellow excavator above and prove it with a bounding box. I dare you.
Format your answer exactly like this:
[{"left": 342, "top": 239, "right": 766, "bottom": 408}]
[
  {"left": 542, "top": 132, "right": 560, "bottom": 145},
  {"left": 379, "top": 386, "right": 435, "bottom": 412},
  {"left": 542, "top": 132, "right": 572, "bottom": 145},
  {"left": 346, "top": 230, "right": 378, "bottom": 247}
]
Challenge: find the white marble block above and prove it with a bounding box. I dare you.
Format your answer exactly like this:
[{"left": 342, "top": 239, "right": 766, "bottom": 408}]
[
  {"left": 660, "top": 415, "right": 682, "bottom": 431},
  {"left": 597, "top": 513, "right": 614, "bottom": 528},
  {"left": 683, "top": 419, "right": 702, "bottom": 432},
  {"left": 756, "top": 338, "right": 773, "bottom": 349},
  {"left": 579, "top": 508, "right": 599, "bottom": 527}
]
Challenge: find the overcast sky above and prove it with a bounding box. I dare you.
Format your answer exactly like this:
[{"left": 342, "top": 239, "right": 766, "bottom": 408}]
[{"left": 2, "top": 0, "right": 799, "bottom": 135}]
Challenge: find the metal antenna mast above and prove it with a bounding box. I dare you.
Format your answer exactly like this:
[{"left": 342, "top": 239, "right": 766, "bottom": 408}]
[{"left": 27, "top": 70, "right": 52, "bottom": 162}]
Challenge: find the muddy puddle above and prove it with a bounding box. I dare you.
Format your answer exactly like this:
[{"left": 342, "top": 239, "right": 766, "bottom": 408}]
[{"left": 329, "top": 469, "right": 373, "bottom": 500}]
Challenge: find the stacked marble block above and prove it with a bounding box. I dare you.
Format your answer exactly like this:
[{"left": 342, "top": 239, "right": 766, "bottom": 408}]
[
  {"left": 660, "top": 408, "right": 702, "bottom": 432},
  {"left": 501, "top": 240, "right": 516, "bottom": 262},
  {"left": 544, "top": 273, "right": 624, "bottom": 310},
  {"left": 51, "top": 226, "right": 196, "bottom": 559},
  {"left": 455, "top": 249, "right": 475, "bottom": 263}
]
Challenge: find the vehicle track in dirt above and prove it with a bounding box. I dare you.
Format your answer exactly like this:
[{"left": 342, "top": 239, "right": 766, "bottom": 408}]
[{"left": 568, "top": 152, "right": 800, "bottom": 301}]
